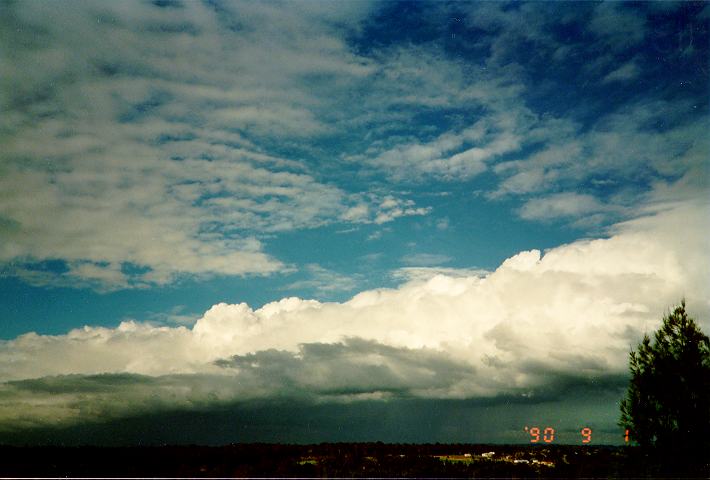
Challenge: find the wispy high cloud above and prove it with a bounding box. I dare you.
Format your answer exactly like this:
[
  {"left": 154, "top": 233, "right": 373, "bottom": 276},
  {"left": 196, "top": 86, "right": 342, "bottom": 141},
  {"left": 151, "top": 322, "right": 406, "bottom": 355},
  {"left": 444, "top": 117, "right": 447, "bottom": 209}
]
[
  {"left": 589, "top": 2, "right": 647, "bottom": 50},
  {"left": 400, "top": 253, "right": 452, "bottom": 267},
  {"left": 363, "top": 117, "right": 522, "bottom": 182},
  {"left": 282, "top": 264, "right": 359, "bottom": 296},
  {"left": 490, "top": 99, "right": 707, "bottom": 226},
  {"left": 602, "top": 59, "right": 641, "bottom": 83},
  {"left": 518, "top": 193, "right": 615, "bottom": 223}
]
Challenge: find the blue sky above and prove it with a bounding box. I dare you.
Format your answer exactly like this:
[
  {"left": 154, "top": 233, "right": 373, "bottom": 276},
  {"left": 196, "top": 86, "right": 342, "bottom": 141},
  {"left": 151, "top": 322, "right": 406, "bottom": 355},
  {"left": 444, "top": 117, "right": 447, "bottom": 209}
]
[{"left": 0, "top": 0, "right": 708, "bottom": 444}]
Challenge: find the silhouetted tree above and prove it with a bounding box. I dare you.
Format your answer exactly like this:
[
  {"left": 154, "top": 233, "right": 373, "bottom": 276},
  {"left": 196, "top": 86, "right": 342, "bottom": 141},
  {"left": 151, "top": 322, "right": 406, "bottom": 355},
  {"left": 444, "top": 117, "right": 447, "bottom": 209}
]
[{"left": 620, "top": 301, "right": 710, "bottom": 465}]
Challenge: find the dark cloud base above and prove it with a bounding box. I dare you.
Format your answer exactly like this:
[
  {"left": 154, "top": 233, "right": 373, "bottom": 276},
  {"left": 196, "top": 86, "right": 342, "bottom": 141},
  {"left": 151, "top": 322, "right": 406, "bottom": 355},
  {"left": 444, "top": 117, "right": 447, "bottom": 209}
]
[{"left": 1, "top": 378, "right": 628, "bottom": 446}]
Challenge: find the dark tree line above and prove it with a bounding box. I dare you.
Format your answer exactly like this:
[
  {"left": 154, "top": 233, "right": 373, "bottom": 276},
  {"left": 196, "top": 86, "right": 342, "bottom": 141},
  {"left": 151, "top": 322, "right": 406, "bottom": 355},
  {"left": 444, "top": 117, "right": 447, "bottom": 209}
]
[{"left": 620, "top": 301, "right": 710, "bottom": 473}]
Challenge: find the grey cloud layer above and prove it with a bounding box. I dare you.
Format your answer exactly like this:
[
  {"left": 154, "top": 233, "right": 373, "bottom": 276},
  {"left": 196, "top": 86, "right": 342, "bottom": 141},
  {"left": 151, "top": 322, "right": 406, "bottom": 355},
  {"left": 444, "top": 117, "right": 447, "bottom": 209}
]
[
  {"left": 214, "top": 338, "right": 478, "bottom": 399},
  {"left": 2, "top": 1, "right": 707, "bottom": 288},
  {"left": 1, "top": 372, "right": 628, "bottom": 445},
  {"left": 0, "top": 344, "right": 628, "bottom": 437},
  {"left": 0, "top": 0, "right": 424, "bottom": 288}
]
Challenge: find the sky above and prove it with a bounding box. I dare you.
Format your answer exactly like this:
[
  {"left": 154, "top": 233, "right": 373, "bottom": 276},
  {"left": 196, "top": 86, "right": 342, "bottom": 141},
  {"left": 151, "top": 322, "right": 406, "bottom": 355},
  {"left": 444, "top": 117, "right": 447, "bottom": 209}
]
[{"left": 0, "top": 0, "right": 708, "bottom": 445}]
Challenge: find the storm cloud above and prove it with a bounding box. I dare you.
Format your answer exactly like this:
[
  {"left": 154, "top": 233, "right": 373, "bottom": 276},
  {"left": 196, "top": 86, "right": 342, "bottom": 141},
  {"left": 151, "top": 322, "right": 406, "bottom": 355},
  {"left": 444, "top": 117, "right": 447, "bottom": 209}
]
[
  {"left": 1, "top": 0, "right": 707, "bottom": 445},
  {"left": 0, "top": 199, "right": 707, "bottom": 441}
]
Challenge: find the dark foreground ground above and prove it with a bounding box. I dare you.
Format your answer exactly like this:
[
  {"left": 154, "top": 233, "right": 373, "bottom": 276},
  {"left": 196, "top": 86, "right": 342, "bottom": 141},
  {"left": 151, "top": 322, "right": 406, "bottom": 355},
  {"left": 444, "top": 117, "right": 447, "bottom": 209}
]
[{"left": 0, "top": 443, "right": 708, "bottom": 478}]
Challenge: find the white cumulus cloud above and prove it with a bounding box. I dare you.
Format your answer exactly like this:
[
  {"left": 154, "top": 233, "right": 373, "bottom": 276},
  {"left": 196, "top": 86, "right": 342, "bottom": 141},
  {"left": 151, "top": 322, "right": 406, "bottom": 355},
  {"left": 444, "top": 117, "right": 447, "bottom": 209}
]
[{"left": 1, "top": 200, "right": 706, "bottom": 407}]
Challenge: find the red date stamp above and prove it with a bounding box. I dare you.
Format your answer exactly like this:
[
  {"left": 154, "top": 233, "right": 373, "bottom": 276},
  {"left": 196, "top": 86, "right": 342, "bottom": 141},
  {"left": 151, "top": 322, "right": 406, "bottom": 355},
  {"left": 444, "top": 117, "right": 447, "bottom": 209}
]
[{"left": 523, "top": 426, "right": 630, "bottom": 444}]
